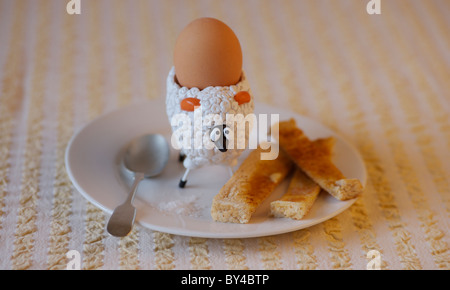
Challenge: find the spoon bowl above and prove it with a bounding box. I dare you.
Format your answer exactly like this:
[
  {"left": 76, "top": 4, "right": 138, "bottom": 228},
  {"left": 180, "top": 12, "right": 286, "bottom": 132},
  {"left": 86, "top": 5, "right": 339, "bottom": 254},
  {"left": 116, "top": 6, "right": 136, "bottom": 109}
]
[
  {"left": 124, "top": 134, "right": 170, "bottom": 177},
  {"left": 107, "top": 134, "right": 170, "bottom": 237}
]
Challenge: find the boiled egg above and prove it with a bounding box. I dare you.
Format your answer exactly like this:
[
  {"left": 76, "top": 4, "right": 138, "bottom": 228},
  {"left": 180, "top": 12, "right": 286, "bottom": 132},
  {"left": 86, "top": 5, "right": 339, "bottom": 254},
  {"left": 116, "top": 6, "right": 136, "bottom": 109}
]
[{"left": 173, "top": 17, "right": 242, "bottom": 90}]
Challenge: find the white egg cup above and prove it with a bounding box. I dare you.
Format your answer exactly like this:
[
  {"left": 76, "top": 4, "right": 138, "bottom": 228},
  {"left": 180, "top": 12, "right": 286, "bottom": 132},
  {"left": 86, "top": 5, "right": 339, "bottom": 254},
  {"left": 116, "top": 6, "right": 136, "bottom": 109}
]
[{"left": 165, "top": 67, "right": 254, "bottom": 187}]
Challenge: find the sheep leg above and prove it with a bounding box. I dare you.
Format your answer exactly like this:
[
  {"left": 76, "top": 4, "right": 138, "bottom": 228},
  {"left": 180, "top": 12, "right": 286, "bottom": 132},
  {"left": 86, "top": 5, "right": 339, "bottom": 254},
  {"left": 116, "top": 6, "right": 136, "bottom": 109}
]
[
  {"left": 179, "top": 168, "right": 190, "bottom": 188},
  {"left": 179, "top": 152, "right": 186, "bottom": 162}
]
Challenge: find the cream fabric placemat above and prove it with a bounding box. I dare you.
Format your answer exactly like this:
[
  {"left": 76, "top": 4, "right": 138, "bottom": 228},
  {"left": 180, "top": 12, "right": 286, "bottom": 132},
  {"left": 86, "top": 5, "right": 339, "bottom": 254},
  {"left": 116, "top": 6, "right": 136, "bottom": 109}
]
[{"left": 0, "top": 0, "right": 448, "bottom": 270}]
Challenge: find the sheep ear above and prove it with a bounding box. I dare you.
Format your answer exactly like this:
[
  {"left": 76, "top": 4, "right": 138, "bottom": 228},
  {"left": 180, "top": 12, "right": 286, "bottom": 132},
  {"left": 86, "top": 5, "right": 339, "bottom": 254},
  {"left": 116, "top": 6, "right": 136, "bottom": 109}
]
[
  {"left": 234, "top": 91, "right": 251, "bottom": 105},
  {"left": 180, "top": 98, "right": 201, "bottom": 111}
]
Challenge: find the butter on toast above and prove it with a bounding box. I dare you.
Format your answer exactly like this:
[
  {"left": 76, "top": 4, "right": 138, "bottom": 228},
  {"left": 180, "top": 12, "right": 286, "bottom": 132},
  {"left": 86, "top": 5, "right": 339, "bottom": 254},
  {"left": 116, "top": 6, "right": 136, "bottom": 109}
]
[
  {"left": 270, "top": 137, "right": 335, "bottom": 220},
  {"left": 211, "top": 146, "right": 294, "bottom": 223},
  {"left": 275, "top": 119, "right": 363, "bottom": 201}
]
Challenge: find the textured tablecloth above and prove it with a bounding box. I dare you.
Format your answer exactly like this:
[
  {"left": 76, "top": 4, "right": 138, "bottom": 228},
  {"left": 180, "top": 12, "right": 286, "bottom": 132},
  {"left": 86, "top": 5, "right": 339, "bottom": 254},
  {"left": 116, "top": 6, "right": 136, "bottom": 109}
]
[{"left": 0, "top": 0, "right": 449, "bottom": 270}]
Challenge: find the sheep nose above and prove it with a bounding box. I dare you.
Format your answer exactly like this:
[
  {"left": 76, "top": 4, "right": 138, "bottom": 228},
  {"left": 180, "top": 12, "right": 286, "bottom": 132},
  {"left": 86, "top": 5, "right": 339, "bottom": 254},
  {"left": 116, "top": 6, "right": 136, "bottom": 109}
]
[
  {"left": 218, "top": 128, "right": 228, "bottom": 152},
  {"left": 210, "top": 124, "right": 229, "bottom": 153}
]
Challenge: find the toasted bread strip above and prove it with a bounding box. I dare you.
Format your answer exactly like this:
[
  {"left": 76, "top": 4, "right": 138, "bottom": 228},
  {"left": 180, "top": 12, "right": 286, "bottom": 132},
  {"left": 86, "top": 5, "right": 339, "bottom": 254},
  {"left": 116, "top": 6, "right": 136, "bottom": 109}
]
[
  {"left": 270, "top": 168, "right": 321, "bottom": 220},
  {"left": 275, "top": 119, "right": 363, "bottom": 201},
  {"left": 211, "top": 146, "right": 294, "bottom": 223},
  {"left": 270, "top": 137, "right": 334, "bottom": 220}
]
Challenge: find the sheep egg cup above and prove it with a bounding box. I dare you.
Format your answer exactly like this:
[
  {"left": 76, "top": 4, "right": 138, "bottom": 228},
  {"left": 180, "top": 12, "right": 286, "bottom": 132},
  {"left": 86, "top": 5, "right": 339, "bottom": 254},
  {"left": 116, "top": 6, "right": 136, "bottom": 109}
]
[{"left": 166, "top": 67, "right": 254, "bottom": 176}]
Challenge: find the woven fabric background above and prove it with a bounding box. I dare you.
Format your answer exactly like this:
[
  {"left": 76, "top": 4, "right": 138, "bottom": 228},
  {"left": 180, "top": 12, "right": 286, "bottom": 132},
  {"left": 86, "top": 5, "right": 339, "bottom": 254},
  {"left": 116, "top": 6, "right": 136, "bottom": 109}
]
[{"left": 0, "top": 0, "right": 448, "bottom": 270}]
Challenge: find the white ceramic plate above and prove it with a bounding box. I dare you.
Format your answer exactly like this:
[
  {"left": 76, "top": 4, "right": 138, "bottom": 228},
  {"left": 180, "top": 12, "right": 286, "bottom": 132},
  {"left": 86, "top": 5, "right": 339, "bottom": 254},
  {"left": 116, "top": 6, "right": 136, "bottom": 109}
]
[{"left": 65, "top": 99, "right": 366, "bottom": 238}]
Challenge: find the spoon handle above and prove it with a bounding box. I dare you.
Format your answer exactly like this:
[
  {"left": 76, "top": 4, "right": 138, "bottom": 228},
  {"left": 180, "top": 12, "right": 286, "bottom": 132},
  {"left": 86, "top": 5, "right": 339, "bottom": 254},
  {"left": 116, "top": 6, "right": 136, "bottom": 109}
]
[
  {"left": 106, "top": 172, "right": 145, "bottom": 237},
  {"left": 126, "top": 172, "right": 145, "bottom": 205}
]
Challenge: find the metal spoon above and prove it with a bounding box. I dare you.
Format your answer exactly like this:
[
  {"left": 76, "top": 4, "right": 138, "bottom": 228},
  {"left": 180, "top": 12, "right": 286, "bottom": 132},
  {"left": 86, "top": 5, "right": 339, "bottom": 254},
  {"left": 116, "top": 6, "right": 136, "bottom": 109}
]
[{"left": 107, "top": 134, "right": 169, "bottom": 237}]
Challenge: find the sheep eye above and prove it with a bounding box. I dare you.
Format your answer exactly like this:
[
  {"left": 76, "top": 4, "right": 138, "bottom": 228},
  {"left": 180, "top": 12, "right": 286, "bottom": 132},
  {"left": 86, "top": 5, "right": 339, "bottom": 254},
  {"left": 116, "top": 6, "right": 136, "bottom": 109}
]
[
  {"left": 223, "top": 128, "right": 231, "bottom": 137},
  {"left": 210, "top": 128, "right": 221, "bottom": 142}
]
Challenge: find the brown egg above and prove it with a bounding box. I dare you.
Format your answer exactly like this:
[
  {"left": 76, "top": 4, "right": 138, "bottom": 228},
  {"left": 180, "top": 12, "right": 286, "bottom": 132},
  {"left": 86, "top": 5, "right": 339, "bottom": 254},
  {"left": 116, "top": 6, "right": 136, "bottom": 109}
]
[{"left": 174, "top": 17, "right": 242, "bottom": 90}]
